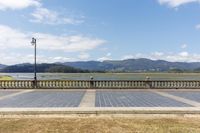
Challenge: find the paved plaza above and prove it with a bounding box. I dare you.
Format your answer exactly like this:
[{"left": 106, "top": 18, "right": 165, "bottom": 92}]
[
  {"left": 95, "top": 91, "right": 191, "bottom": 107},
  {"left": 0, "top": 89, "right": 199, "bottom": 109}
]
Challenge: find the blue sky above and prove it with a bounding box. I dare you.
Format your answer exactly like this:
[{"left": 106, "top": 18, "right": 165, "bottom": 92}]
[{"left": 0, "top": 0, "right": 200, "bottom": 64}]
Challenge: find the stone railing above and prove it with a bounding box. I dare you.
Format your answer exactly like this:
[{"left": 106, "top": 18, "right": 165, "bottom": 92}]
[{"left": 0, "top": 80, "right": 200, "bottom": 89}]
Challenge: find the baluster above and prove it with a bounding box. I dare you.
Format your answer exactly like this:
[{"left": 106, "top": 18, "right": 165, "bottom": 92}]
[
  {"left": 48, "top": 81, "right": 51, "bottom": 88},
  {"left": 21, "top": 81, "right": 24, "bottom": 88},
  {"left": 70, "top": 81, "right": 72, "bottom": 88},
  {"left": 57, "top": 81, "right": 59, "bottom": 88},
  {"left": 20, "top": 81, "right": 22, "bottom": 88},
  {"left": 10, "top": 81, "right": 12, "bottom": 88},
  {"left": 5, "top": 81, "right": 7, "bottom": 88},
  {"left": 49, "top": 81, "right": 53, "bottom": 88},
  {"left": 186, "top": 81, "right": 189, "bottom": 88},
  {"left": 54, "top": 81, "right": 56, "bottom": 88},
  {"left": 195, "top": 81, "right": 198, "bottom": 88},
  {"left": 69, "top": 81, "right": 71, "bottom": 88},
  {"left": 135, "top": 81, "right": 138, "bottom": 88},
  {"left": 111, "top": 81, "right": 114, "bottom": 88},
  {"left": 67, "top": 81, "right": 71, "bottom": 88},
  {"left": 84, "top": 81, "right": 86, "bottom": 88},
  {"left": 102, "top": 81, "right": 105, "bottom": 88},
  {"left": 78, "top": 81, "right": 81, "bottom": 88},
  {"left": 99, "top": 81, "right": 102, "bottom": 88},
  {"left": 192, "top": 81, "right": 194, "bottom": 88},
  {"left": 8, "top": 81, "right": 11, "bottom": 88},
  {"left": 9, "top": 81, "right": 11, "bottom": 88},
  {"left": 51, "top": 81, "right": 53, "bottom": 88},
  {"left": 27, "top": 81, "right": 30, "bottom": 88},
  {"left": 106, "top": 81, "right": 109, "bottom": 88},
  {"left": 76, "top": 81, "right": 78, "bottom": 88},
  {"left": 71, "top": 81, "right": 73, "bottom": 88},
  {"left": 73, "top": 81, "right": 75, "bottom": 88},
  {"left": 62, "top": 81, "right": 64, "bottom": 89},
  {"left": 176, "top": 81, "right": 179, "bottom": 88},
  {"left": 24, "top": 81, "right": 26, "bottom": 89},
  {"left": 2, "top": 81, "right": 4, "bottom": 88},
  {"left": 43, "top": 81, "right": 45, "bottom": 88},
  {"left": 155, "top": 81, "right": 158, "bottom": 88},
  {"left": 64, "top": 81, "right": 67, "bottom": 88},
  {"left": 45, "top": 81, "right": 47, "bottom": 88}
]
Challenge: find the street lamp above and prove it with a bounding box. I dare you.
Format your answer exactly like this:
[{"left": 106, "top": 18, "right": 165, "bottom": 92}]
[{"left": 31, "top": 38, "right": 37, "bottom": 88}]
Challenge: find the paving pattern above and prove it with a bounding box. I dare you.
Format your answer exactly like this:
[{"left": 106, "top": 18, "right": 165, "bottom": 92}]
[
  {"left": 0, "top": 89, "right": 199, "bottom": 108},
  {"left": 0, "top": 90, "right": 85, "bottom": 107},
  {"left": 167, "top": 91, "right": 200, "bottom": 103},
  {"left": 95, "top": 91, "right": 191, "bottom": 107},
  {"left": 0, "top": 90, "right": 20, "bottom": 97}
]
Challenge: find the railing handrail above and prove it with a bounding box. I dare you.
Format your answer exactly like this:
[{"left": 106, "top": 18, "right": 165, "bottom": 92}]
[{"left": 1, "top": 79, "right": 200, "bottom": 81}]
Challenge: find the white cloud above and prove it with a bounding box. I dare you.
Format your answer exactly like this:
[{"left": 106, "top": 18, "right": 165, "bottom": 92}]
[
  {"left": 0, "top": 25, "right": 30, "bottom": 49},
  {"left": 0, "top": 53, "right": 77, "bottom": 65},
  {"left": 78, "top": 53, "right": 90, "bottom": 60},
  {"left": 0, "top": 0, "right": 41, "bottom": 10},
  {"left": 196, "top": 24, "right": 200, "bottom": 30},
  {"left": 158, "top": 0, "right": 200, "bottom": 7},
  {"left": 122, "top": 53, "right": 143, "bottom": 60},
  {"left": 97, "top": 57, "right": 111, "bottom": 61},
  {"left": 35, "top": 33, "right": 105, "bottom": 52},
  {"left": 49, "top": 56, "right": 76, "bottom": 63},
  {"left": 153, "top": 52, "right": 164, "bottom": 56},
  {"left": 97, "top": 52, "right": 112, "bottom": 61},
  {"left": 181, "top": 44, "right": 187, "bottom": 49},
  {"left": 106, "top": 53, "right": 111, "bottom": 56},
  {"left": 0, "top": 25, "right": 105, "bottom": 52},
  {"left": 179, "top": 51, "right": 189, "bottom": 56},
  {"left": 122, "top": 55, "right": 134, "bottom": 60},
  {"left": 159, "top": 1, "right": 200, "bottom": 29},
  {"left": 0, "top": 1, "right": 84, "bottom": 25},
  {"left": 30, "top": 7, "right": 84, "bottom": 25},
  {"left": 0, "top": 24, "right": 106, "bottom": 64}
]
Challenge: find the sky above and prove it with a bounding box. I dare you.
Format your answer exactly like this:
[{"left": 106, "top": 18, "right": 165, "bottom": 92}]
[{"left": 0, "top": 0, "right": 200, "bottom": 65}]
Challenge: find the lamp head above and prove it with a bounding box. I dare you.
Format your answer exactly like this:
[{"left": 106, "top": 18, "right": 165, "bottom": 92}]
[{"left": 31, "top": 38, "right": 36, "bottom": 45}]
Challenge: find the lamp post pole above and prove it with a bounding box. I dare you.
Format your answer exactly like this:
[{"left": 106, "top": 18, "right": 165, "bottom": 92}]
[{"left": 31, "top": 38, "right": 37, "bottom": 88}]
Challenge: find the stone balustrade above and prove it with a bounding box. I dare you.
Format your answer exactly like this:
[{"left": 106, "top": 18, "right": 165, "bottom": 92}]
[{"left": 0, "top": 80, "right": 200, "bottom": 89}]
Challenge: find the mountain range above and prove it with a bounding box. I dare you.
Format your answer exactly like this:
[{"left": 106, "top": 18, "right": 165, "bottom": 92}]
[
  {"left": 0, "top": 63, "right": 89, "bottom": 73},
  {"left": 1, "top": 58, "right": 200, "bottom": 73},
  {"left": 0, "top": 64, "right": 7, "bottom": 69},
  {"left": 63, "top": 58, "right": 200, "bottom": 72}
]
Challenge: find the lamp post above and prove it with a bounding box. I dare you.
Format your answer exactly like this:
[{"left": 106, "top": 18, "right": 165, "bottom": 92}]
[{"left": 31, "top": 38, "right": 37, "bottom": 88}]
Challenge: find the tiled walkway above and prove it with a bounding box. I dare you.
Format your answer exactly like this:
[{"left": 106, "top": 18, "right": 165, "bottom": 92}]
[{"left": 0, "top": 89, "right": 200, "bottom": 108}]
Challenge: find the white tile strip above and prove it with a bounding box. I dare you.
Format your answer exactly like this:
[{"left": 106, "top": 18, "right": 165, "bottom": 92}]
[
  {"left": 0, "top": 90, "right": 34, "bottom": 100},
  {"left": 79, "top": 89, "right": 96, "bottom": 107},
  {"left": 152, "top": 90, "right": 200, "bottom": 107}
]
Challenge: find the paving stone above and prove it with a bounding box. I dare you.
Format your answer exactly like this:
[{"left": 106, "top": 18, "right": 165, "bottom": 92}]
[
  {"left": 0, "top": 91, "right": 85, "bottom": 107},
  {"left": 96, "top": 91, "right": 191, "bottom": 107},
  {"left": 0, "top": 90, "right": 20, "bottom": 97},
  {"left": 168, "top": 91, "right": 200, "bottom": 103}
]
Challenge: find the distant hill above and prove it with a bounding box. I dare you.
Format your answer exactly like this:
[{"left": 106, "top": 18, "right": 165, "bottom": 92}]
[
  {"left": 2, "top": 58, "right": 200, "bottom": 73},
  {"left": 63, "top": 58, "right": 200, "bottom": 72},
  {"left": 0, "top": 64, "right": 7, "bottom": 69},
  {"left": 63, "top": 61, "right": 114, "bottom": 71},
  {"left": 0, "top": 64, "right": 90, "bottom": 73}
]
